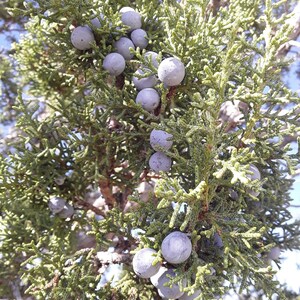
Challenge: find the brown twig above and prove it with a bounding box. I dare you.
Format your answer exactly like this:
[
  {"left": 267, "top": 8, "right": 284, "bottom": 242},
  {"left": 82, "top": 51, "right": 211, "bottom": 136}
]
[
  {"left": 115, "top": 73, "right": 125, "bottom": 89},
  {"left": 207, "top": 0, "right": 229, "bottom": 16},
  {"left": 99, "top": 178, "right": 115, "bottom": 208},
  {"left": 74, "top": 197, "right": 106, "bottom": 217}
]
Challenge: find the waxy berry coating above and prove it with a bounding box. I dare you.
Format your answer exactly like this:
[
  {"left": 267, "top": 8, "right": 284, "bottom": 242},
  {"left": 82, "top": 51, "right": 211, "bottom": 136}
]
[
  {"left": 150, "top": 266, "right": 168, "bottom": 287},
  {"left": 131, "top": 29, "right": 148, "bottom": 49},
  {"left": 132, "top": 248, "right": 161, "bottom": 278},
  {"left": 248, "top": 164, "right": 261, "bottom": 181},
  {"left": 103, "top": 53, "right": 126, "bottom": 76},
  {"left": 133, "top": 69, "right": 157, "bottom": 90},
  {"left": 156, "top": 269, "right": 186, "bottom": 299},
  {"left": 58, "top": 203, "right": 74, "bottom": 219},
  {"left": 71, "top": 26, "right": 95, "bottom": 50},
  {"left": 247, "top": 164, "right": 261, "bottom": 197},
  {"left": 161, "top": 231, "right": 192, "bottom": 264},
  {"left": 136, "top": 88, "right": 160, "bottom": 112},
  {"left": 91, "top": 13, "right": 104, "bottom": 28},
  {"left": 114, "top": 37, "right": 135, "bottom": 60},
  {"left": 158, "top": 57, "right": 185, "bottom": 86},
  {"left": 143, "top": 51, "right": 159, "bottom": 68},
  {"left": 149, "top": 152, "right": 172, "bottom": 173},
  {"left": 120, "top": 8, "right": 142, "bottom": 31},
  {"left": 120, "top": 7, "right": 135, "bottom": 13},
  {"left": 150, "top": 129, "right": 173, "bottom": 151},
  {"left": 48, "top": 196, "right": 66, "bottom": 213},
  {"left": 267, "top": 246, "right": 281, "bottom": 260}
]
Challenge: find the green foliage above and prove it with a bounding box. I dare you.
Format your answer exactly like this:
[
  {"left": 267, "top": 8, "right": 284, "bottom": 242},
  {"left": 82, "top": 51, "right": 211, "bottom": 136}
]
[{"left": 0, "top": 0, "right": 300, "bottom": 299}]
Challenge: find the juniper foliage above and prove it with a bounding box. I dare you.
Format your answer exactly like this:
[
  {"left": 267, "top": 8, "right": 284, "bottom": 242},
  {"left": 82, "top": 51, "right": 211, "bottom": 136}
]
[{"left": 0, "top": 0, "right": 300, "bottom": 299}]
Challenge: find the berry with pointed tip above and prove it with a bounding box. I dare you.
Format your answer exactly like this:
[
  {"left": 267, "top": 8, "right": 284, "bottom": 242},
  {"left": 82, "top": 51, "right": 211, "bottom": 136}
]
[
  {"left": 71, "top": 26, "right": 95, "bottom": 50},
  {"left": 156, "top": 269, "right": 186, "bottom": 299},
  {"left": 179, "top": 290, "right": 201, "bottom": 300},
  {"left": 132, "top": 248, "right": 161, "bottom": 278},
  {"left": 150, "top": 129, "right": 173, "bottom": 151},
  {"left": 158, "top": 57, "right": 185, "bottom": 86},
  {"left": 103, "top": 53, "right": 126, "bottom": 76},
  {"left": 58, "top": 203, "right": 75, "bottom": 219},
  {"left": 149, "top": 152, "right": 172, "bottom": 173},
  {"left": 120, "top": 7, "right": 142, "bottom": 31},
  {"left": 133, "top": 68, "right": 157, "bottom": 90},
  {"left": 114, "top": 37, "right": 135, "bottom": 60},
  {"left": 48, "top": 196, "right": 66, "bottom": 213},
  {"left": 135, "top": 88, "right": 160, "bottom": 112},
  {"left": 161, "top": 231, "right": 192, "bottom": 264},
  {"left": 131, "top": 29, "right": 148, "bottom": 49}
]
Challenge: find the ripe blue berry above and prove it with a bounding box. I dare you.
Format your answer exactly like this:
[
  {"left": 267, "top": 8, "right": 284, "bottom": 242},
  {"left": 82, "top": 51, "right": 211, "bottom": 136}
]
[
  {"left": 48, "top": 196, "right": 66, "bottom": 213},
  {"left": 91, "top": 13, "right": 104, "bottom": 28},
  {"left": 103, "top": 53, "right": 126, "bottom": 76},
  {"left": 58, "top": 203, "right": 74, "bottom": 219},
  {"left": 248, "top": 164, "right": 261, "bottom": 181},
  {"left": 54, "top": 175, "right": 66, "bottom": 186},
  {"left": 213, "top": 233, "right": 223, "bottom": 248},
  {"left": 156, "top": 269, "right": 186, "bottom": 299},
  {"left": 120, "top": 7, "right": 142, "bottom": 31},
  {"left": 149, "top": 152, "right": 172, "bottom": 173},
  {"left": 120, "top": 7, "right": 135, "bottom": 13},
  {"left": 247, "top": 164, "right": 261, "bottom": 197},
  {"left": 161, "top": 231, "right": 192, "bottom": 264},
  {"left": 267, "top": 246, "right": 280, "bottom": 260},
  {"left": 131, "top": 29, "right": 148, "bottom": 49},
  {"left": 144, "top": 51, "right": 159, "bottom": 68},
  {"left": 114, "top": 37, "right": 135, "bottom": 60},
  {"left": 150, "top": 129, "right": 173, "bottom": 151},
  {"left": 132, "top": 248, "right": 161, "bottom": 278},
  {"left": 158, "top": 57, "right": 185, "bottom": 86},
  {"left": 71, "top": 26, "right": 95, "bottom": 50},
  {"left": 133, "top": 69, "right": 157, "bottom": 90},
  {"left": 136, "top": 88, "right": 160, "bottom": 112},
  {"left": 150, "top": 266, "right": 168, "bottom": 287}
]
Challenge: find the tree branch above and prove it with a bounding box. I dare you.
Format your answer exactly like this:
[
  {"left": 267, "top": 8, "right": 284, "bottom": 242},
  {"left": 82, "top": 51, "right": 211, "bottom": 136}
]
[
  {"left": 207, "top": 0, "right": 229, "bottom": 16},
  {"left": 99, "top": 178, "right": 115, "bottom": 208},
  {"left": 74, "top": 197, "right": 106, "bottom": 217}
]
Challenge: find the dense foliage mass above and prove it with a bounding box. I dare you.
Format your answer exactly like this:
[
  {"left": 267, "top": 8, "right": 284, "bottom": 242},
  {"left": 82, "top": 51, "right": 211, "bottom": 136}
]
[{"left": 0, "top": 0, "right": 300, "bottom": 299}]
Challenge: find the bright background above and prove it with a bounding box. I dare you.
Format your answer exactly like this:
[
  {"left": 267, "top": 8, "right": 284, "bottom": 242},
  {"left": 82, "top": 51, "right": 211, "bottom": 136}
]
[{"left": 272, "top": 40, "right": 300, "bottom": 295}]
